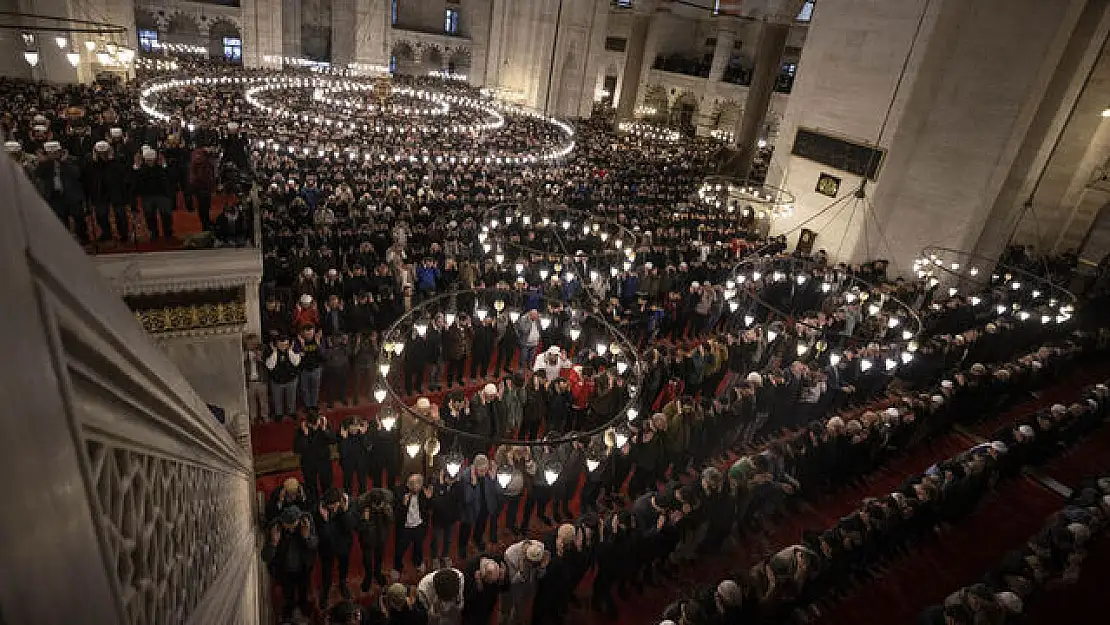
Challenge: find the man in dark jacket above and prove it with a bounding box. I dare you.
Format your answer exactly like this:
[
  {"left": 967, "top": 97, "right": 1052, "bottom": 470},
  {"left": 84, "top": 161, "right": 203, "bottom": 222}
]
[
  {"left": 84, "top": 140, "right": 130, "bottom": 242},
  {"left": 357, "top": 487, "right": 395, "bottom": 591},
  {"left": 339, "top": 417, "right": 372, "bottom": 495},
  {"left": 443, "top": 314, "right": 474, "bottom": 389},
  {"left": 262, "top": 505, "right": 318, "bottom": 621},
  {"left": 36, "top": 141, "right": 88, "bottom": 243},
  {"left": 132, "top": 146, "right": 174, "bottom": 240},
  {"left": 294, "top": 413, "right": 336, "bottom": 502},
  {"left": 316, "top": 488, "right": 358, "bottom": 608},
  {"left": 188, "top": 143, "right": 216, "bottom": 230},
  {"left": 458, "top": 454, "right": 502, "bottom": 558}
]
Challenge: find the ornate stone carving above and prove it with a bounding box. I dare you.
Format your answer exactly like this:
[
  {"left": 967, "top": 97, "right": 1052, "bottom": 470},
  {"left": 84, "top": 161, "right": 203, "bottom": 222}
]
[
  {"left": 85, "top": 440, "right": 241, "bottom": 625},
  {"left": 94, "top": 248, "right": 263, "bottom": 297},
  {"left": 134, "top": 301, "right": 248, "bottom": 336}
]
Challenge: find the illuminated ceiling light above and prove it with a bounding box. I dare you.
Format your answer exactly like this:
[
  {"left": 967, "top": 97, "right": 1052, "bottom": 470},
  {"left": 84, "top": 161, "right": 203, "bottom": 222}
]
[
  {"left": 23, "top": 51, "right": 39, "bottom": 67},
  {"left": 66, "top": 52, "right": 80, "bottom": 67},
  {"left": 55, "top": 36, "right": 68, "bottom": 49}
]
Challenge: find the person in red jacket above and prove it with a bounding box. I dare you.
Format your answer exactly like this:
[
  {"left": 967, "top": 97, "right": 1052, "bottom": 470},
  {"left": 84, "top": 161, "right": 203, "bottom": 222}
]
[
  {"left": 293, "top": 294, "right": 320, "bottom": 331},
  {"left": 189, "top": 144, "right": 217, "bottom": 231}
]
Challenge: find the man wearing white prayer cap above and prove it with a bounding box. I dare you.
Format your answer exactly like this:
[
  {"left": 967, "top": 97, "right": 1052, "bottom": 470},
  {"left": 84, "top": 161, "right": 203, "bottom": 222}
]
[
  {"left": 133, "top": 144, "right": 175, "bottom": 240},
  {"left": 34, "top": 138, "right": 90, "bottom": 243}
]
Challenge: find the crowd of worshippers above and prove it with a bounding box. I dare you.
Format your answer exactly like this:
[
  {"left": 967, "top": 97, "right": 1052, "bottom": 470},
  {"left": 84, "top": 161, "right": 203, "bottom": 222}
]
[
  {"left": 918, "top": 473, "right": 1110, "bottom": 625},
  {"left": 259, "top": 296, "right": 1103, "bottom": 624},
  {"left": 0, "top": 75, "right": 253, "bottom": 246},
  {"left": 653, "top": 382, "right": 1110, "bottom": 625}
]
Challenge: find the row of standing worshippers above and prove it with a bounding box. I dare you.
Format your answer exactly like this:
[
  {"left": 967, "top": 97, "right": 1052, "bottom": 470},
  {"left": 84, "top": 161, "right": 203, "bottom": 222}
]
[
  {"left": 264, "top": 317, "right": 1104, "bottom": 624},
  {"left": 651, "top": 376, "right": 1110, "bottom": 625},
  {"left": 919, "top": 471, "right": 1110, "bottom": 625}
]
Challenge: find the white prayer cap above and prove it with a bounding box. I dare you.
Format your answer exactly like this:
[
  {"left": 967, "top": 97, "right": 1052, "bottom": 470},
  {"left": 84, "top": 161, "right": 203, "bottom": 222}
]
[
  {"left": 941, "top": 379, "right": 954, "bottom": 389},
  {"left": 43, "top": 141, "right": 61, "bottom": 152},
  {"left": 483, "top": 383, "right": 498, "bottom": 396},
  {"left": 94, "top": 140, "right": 110, "bottom": 152},
  {"left": 32, "top": 124, "right": 47, "bottom": 133},
  {"left": 299, "top": 294, "right": 313, "bottom": 306},
  {"left": 746, "top": 372, "right": 762, "bottom": 385},
  {"left": 109, "top": 127, "right": 123, "bottom": 137},
  {"left": 4, "top": 141, "right": 21, "bottom": 153},
  {"left": 141, "top": 147, "right": 156, "bottom": 160},
  {"left": 227, "top": 121, "right": 239, "bottom": 131},
  {"left": 995, "top": 591, "right": 1022, "bottom": 613},
  {"left": 1018, "top": 425, "right": 1034, "bottom": 438},
  {"left": 1051, "top": 403, "right": 1066, "bottom": 414},
  {"left": 931, "top": 395, "right": 944, "bottom": 404},
  {"left": 32, "top": 114, "right": 46, "bottom": 123},
  {"left": 990, "top": 441, "right": 1008, "bottom": 453}
]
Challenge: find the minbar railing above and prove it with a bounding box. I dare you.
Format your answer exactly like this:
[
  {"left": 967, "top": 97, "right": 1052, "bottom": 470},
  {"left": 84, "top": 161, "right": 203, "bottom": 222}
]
[{"left": 0, "top": 154, "right": 261, "bottom": 623}]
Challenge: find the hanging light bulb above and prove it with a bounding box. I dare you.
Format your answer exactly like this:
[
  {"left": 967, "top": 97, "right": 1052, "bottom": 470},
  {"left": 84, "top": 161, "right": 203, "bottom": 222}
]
[
  {"left": 475, "top": 307, "right": 489, "bottom": 321},
  {"left": 744, "top": 314, "right": 755, "bottom": 327},
  {"left": 613, "top": 424, "right": 631, "bottom": 448},
  {"left": 821, "top": 282, "right": 832, "bottom": 293},
  {"left": 596, "top": 342, "right": 608, "bottom": 356},
  {"left": 845, "top": 292, "right": 857, "bottom": 303},
  {"left": 626, "top": 407, "right": 638, "bottom": 421},
  {"left": 496, "top": 464, "right": 514, "bottom": 488},
  {"left": 729, "top": 300, "right": 740, "bottom": 312},
  {"left": 509, "top": 310, "right": 521, "bottom": 323},
  {"left": 392, "top": 341, "right": 405, "bottom": 356},
  {"left": 23, "top": 51, "right": 39, "bottom": 67},
  {"left": 860, "top": 359, "right": 873, "bottom": 372},
  {"left": 494, "top": 299, "right": 506, "bottom": 313},
  {"left": 445, "top": 312, "right": 457, "bottom": 326},
  {"left": 54, "top": 36, "right": 68, "bottom": 49},
  {"left": 586, "top": 458, "right": 600, "bottom": 472},
  {"left": 1018, "top": 311, "right": 1031, "bottom": 321},
  {"left": 415, "top": 320, "right": 429, "bottom": 336},
  {"left": 884, "top": 358, "right": 897, "bottom": 371},
  {"left": 380, "top": 409, "right": 397, "bottom": 431},
  {"left": 378, "top": 361, "right": 391, "bottom": 377},
  {"left": 539, "top": 315, "right": 552, "bottom": 330},
  {"left": 66, "top": 52, "right": 80, "bottom": 67},
  {"left": 887, "top": 317, "right": 901, "bottom": 328},
  {"left": 996, "top": 304, "right": 1006, "bottom": 315},
  {"left": 766, "top": 330, "right": 778, "bottom": 342},
  {"left": 796, "top": 344, "right": 809, "bottom": 356},
  {"left": 970, "top": 296, "right": 981, "bottom": 306},
  {"left": 616, "top": 357, "right": 629, "bottom": 375},
  {"left": 405, "top": 440, "right": 422, "bottom": 459},
  {"left": 374, "top": 386, "right": 388, "bottom": 403},
  {"left": 443, "top": 451, "right": 464, "bottom": 478},
  {"left": 829, "top": 352, "right": 841, "bottom": 366},
  {"left": 84, "top": 40, "right": 96, "bottom": 52},
  {"left": 969, "top": 267, "right": 979, "bottom": 276},
  {"left": 569, "top": 324, "right": 582, "bottom": 342},
  {"left": 900, "top": 352, "right": 913, "bottom": 364},
  {"left": 868, "top": 303, "right": 881, "bottom": 316},
  {"left": 543, "top": 461, "right": 562, "bottom": 486}
]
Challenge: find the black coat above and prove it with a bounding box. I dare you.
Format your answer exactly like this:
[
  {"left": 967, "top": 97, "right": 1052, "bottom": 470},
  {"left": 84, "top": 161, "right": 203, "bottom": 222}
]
[
  {"left": 315, "top": 505, "right": 357, "bottom": 556},
  {"left": 294, "top": 424, "right": 336, "bottom": 469}
]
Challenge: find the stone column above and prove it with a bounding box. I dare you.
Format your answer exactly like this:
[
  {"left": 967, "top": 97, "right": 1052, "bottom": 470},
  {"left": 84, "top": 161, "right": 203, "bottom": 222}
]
[
  {"left": 354, "top": 0, "right": 392, "bottom": 68},
  {"left": 484, "top": 0, "right": 509, "bottom": 87},
  {"left": 727, "top": 20, "right": 790, "bottom": 178},
  {"left": 708, "top": 18, "right": 738, "bottom": 83},
  {"left": 283, "top": 0, "right": 303, "bottom": 59},
  {"left": 615, "top": 0, "right": 657, "bottom": 121},
  {"left": 577, "top": 0, "right": 612, "bottom": 118},
  {"left": 332, "top": 0, "right": 356, "bottom": 67},
  {"left": 242, "top": 0, "right": 284, "bottom": 68}
]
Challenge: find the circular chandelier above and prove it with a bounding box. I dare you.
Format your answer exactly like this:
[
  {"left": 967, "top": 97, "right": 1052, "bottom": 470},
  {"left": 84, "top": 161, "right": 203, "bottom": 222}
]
[
  {"left": 729, "top": 253, "right": 924, "bottom": 368},
  {"left": 476, "top": 200, "right": 639, "bottom": 282},
  {"left": 616, "top": 120, "right": 680, "bottom": 143},
  {"left": 375, "top": 288, "right": 645, "bottom": 448},
  {"left": 915, "top": 246, "right": 1076, "bottom": 323},
  {"left": 138, "top": 73, "right": 576, "bottom": 165},
  {"left": 698, "top": 175, "right": 795, "bottom": 220}
]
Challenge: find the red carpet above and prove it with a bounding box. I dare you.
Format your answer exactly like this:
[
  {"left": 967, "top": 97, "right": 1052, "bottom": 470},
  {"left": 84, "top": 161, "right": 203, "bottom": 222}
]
[
  {"left": 86, "top": 193, "right": 231, "bottom": 255},
  {"left": 813, "top": 477, "right": 1061, "bottom": 625}
]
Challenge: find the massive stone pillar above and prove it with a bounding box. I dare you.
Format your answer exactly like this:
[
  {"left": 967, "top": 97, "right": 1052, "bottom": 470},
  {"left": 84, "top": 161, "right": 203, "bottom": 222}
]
[
  {"left": 576, "top": 0, "right": 611, "bottom": 118},
  {"left": 484, "top": 0, "right": 510, "bottom": 88},
  {"left": 768, "top": 0, "right": 1100, "bottom": 277},
  {"left": 283, "top": 0, "right": 303, "bottom": 58},
  {"left": 332, "top": 0, "right": 356, "bottom": 67},
  {"left": 726, "top": 20, "right": 790, "bottom": 177},
  {"left": 354, "top": 0, "right": 392, "bottom": 69},
  {"left": 243, "top": 0, "right": 284, "bottom": 67},
  {"left": 615, "top": 1, "right": 656, "bottom": 121},
  {"left": 708, "top": 18, "right": 738, "bottom": 83}
]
